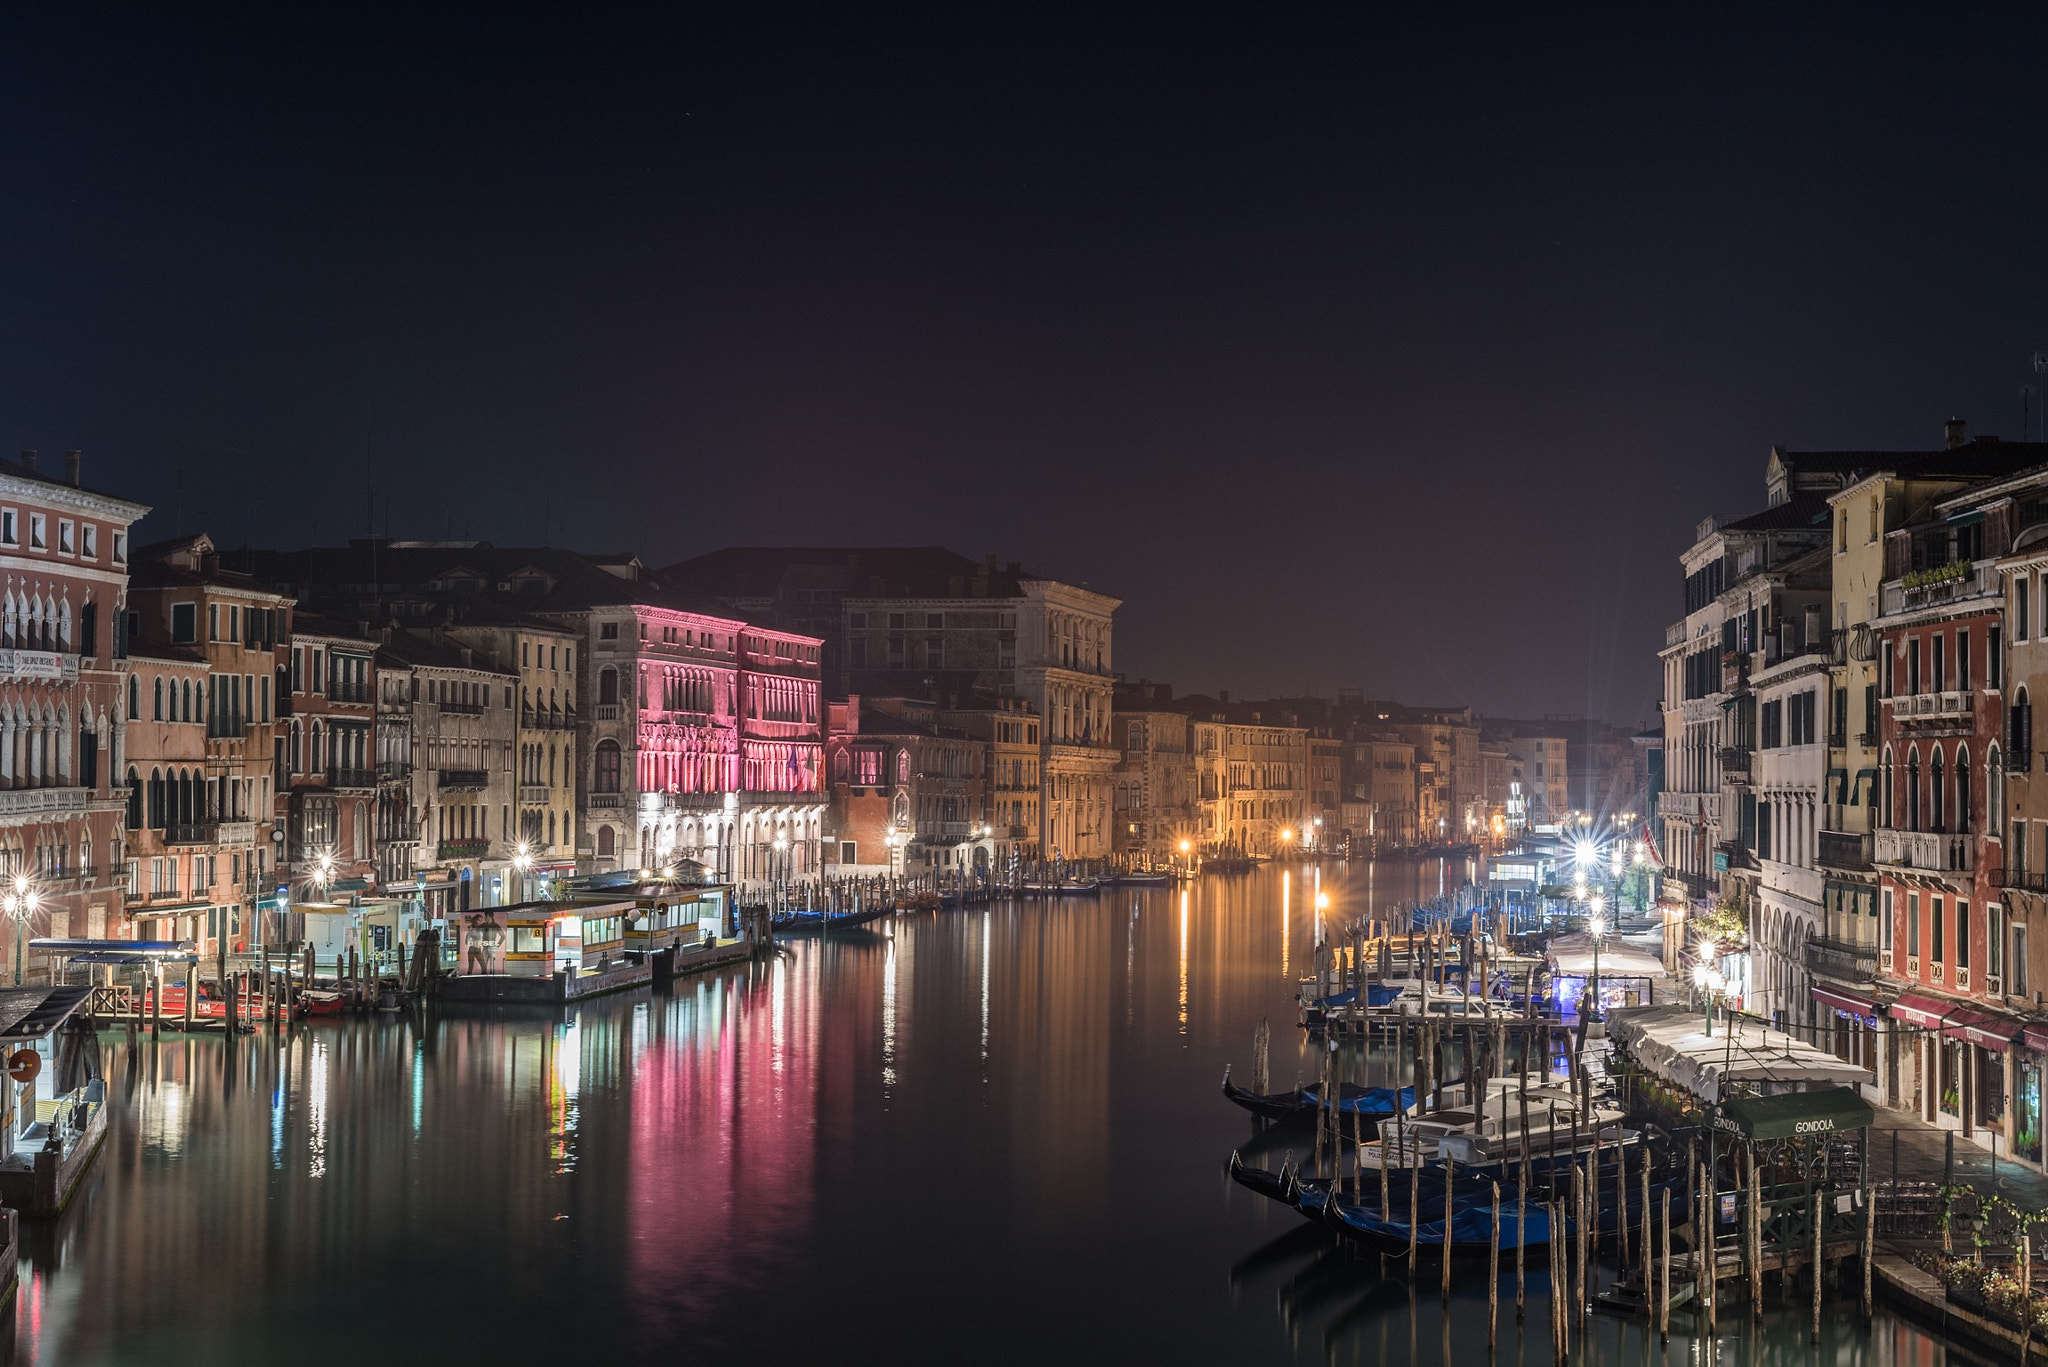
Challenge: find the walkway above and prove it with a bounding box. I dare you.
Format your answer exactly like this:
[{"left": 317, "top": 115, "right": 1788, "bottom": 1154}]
[{"left": 1865, "top": 1104, "right": 2048, "bottom": 1205}]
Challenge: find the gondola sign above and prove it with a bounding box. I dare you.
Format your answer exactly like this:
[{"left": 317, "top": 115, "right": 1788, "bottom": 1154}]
[{"left": 7, "top": 1049, "right": 39, "bottom": 1086}]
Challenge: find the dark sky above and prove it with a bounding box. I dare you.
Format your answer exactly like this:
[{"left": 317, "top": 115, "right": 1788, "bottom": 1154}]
[{"left": 6, "top": 6, "right": 2048, "bottom": 726}]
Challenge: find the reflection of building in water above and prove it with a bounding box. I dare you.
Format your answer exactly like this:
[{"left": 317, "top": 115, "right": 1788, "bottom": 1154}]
[{"left": 995, "top": 901, "right": 1111, "bottom": 1236}]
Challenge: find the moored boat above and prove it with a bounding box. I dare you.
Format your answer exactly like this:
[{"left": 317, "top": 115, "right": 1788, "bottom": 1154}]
[{"left": 1221, "top": 1065, "right": 1415, "bottom": 1127}]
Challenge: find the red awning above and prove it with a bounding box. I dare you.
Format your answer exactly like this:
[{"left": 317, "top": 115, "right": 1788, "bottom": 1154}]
[
  {"left": 1889, "top": 991, "right": 2022, "bottom": 1050},
  {"left": 2024, "top": 1025, "right": 2048, "bottom": 1054},
  {"left": 1812, "top": 983, "right": 1878, "bottom": 1017}
]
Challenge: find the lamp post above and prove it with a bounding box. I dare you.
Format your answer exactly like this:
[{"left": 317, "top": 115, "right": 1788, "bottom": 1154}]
[
  {"left": 512, "top": 841, "right": 533, "bottom": 903},
  {"left": 1588, "top": 896, "right": 1605, "bottom": 1019},
  {"left": 1694, "top": 936, "right": 1723, "bottom": 1036},
  {"left": 1178, "top": 838, "right": 1191, "bottom": 879},
  {"left": 2, "top": 874, "right": 38, "bottom": 987},
  {"left": 773, "top": 834, "right": 789, "bottom": 913}
]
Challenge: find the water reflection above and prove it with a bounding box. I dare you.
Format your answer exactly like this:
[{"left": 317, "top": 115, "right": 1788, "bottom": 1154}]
[{"left": 0, "top": 860, "right": 1997, "bottom": 1367}]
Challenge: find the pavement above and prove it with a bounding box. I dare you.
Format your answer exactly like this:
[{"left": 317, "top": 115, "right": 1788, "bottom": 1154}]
[{"left": 1865, "top": 1104, "right": 2048, "bottom": 1206}]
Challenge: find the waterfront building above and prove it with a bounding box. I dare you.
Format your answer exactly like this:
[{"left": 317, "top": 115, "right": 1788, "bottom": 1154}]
[
  {"left": 824, "top": 696, "right": 988, "bottom": 878},
  {"left": 1342, "top": 732, "right": 1418, "bottom": 853},
  {"left": 441, "top": 611, "right": 581, "bottom": 878},
  {"left": 940, "top": 696, "right": 1040, "bottom": 873},
  {"left": 1504, "top": 732, "right": 1569, "bottom": 825},
  {"left": 1111, "top": 689, "right": 1197, "bottom": 865},
  {"left": 279, "top": 614, "right": 380, "bottom": 901},
  {"left": 124, "top": 532, "right": 285, "bottom": 949},
  {"left": 0, "top": 452, "right": 147, "bottom": 966},
  {"left": 375, "top": 630, "right": 518, "bottom": 914},
  {"left": 1657, "top": 496, "right": 1833, "bottom": 915},
  {"left": 116, "top": 648, "right": 215, "bottom": 947},
  {"left": 1750, "top": 647, "right": 1829, "bottom": 1025},
  {"left": 663, "top": 548, "right": 1120, "bottom": 861}
]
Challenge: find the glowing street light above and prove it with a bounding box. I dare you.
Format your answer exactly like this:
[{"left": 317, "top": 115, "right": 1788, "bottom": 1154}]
[{"left": 1, "top": 873, "right": 37, "bottom": 987}]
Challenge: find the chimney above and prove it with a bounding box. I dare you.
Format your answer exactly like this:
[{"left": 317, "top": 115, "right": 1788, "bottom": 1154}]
[
  {"left": 63, "top": 450, "right": 80, "bottom": 486},
  {"left": 17, "top": 451, "right": 33, "bottom": 474},
  {"left": 1945, "top": 417, "right": 1968, "bottom": 449}
]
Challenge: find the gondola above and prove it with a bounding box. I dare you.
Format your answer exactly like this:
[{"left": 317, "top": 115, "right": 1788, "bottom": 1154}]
[
  {"left": 772, "top": 904, "right": 894, "bottom": 932},
  {"left": 1118, "top": 871, "right": 1172, "bottom": 887},
  {"left": 1221, "top": 1064, "right": 1414, "bottom": 1127},
  {"left": 1318, "top": 1169, "right": 1690, "bottom": 1259}
]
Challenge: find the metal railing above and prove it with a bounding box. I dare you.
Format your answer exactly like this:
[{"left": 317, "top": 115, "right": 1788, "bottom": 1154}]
[
  {"left": 163, "top": 821, "right": 217, "bottom": 845},
  {"left": 327, "top": 767, "right": 376, "bottom": 790},
  {"left": 1816, "top": 828, "right": 1873, "bottom": 871},
  {"left": 436, "top": 769, "right": 488, "bottom": 790},
  {"left": 1804, "top": 935, "right": 1878, "bottom": 982},
  {"left": 437, "top": 700, "right": 485, "bottom": 715}
]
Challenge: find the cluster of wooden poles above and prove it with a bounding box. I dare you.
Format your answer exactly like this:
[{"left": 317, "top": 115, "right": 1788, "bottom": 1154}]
[{"left": 1288, "top": 1021, "right": 1881, "bottom": 1356}]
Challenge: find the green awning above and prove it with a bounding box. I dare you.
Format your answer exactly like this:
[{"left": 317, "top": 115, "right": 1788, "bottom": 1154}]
[{"left": 1713, "top": 1086, "right": 1873, "bottom": 1141}]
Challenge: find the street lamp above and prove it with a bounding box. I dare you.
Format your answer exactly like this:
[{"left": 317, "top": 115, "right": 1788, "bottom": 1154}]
[
  {"left": 1693, "top": 936, "right": 1725, "bottom": 1036},
  {"left": 513, "top": 840, "right": 533, "bottom": 903},
  {"left": 1, "top": 873, "right": 38, "bottom": 987},
  {"left": 773, "top": 835, "right": 789, "bottom": 912},
  {"left": 1588, "top": 896, "right": 1605, "bottom": 1018}
]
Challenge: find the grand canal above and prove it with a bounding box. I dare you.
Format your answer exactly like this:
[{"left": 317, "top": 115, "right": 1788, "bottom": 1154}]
[{"left": 12, "top": 863, "right": 1997, "bottom": 1365}]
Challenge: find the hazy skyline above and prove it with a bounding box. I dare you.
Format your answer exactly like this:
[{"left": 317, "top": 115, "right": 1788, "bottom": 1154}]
[{"left": 7, "top": 8, "right": 2048, "bottom": 725}]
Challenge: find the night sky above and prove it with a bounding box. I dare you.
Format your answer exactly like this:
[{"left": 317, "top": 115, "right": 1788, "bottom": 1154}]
[{"left": 6, "top": 7, "right": 2048, "bottom": 726}]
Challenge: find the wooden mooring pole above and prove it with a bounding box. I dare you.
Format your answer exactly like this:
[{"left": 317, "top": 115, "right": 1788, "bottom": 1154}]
[
  {"left": 1489, "top": 1180, "right": 1500, "bottom": 1350},
  {"left": 1659, "top": 1186, "right": 1670, "bottom": 1343}
]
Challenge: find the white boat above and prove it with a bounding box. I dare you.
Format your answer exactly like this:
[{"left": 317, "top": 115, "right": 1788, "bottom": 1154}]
[{"left": 1359, "top": 1079, "right": 1634, "bottom": 1171}]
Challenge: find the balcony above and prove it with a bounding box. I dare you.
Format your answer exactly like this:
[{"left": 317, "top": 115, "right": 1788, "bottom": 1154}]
[
  {"left": 437, "top": 840, "right": 490, "bottom": 861},
  {"left": 588, "top": 792, "right": 623, "bottom": 809},
  {"left": 2009, "top": 747, "right": 2034, "bottom": 774},
  {"left": 327, "top": 767, "right": 376, "bottom": 791},
  {"left": 521, "top": 709, "right": 574, "bottom": 731},
  {"left": 1996, "top": 867, "right": 2048, "bottom": 894},
  {"left": 1883, "top": 560, "right": 1997, "bottom": 614},
  {"left": 1857, "top": 731, "right": 1879, "bottom": 748},
  {"left": 1805, "top": 936, "right": 1879, "bottom": 984},
  {"left": 377, "top": 760, "right": 412, "bottom": 782},
  {"left": 325, "top": 685, "right": 373, "bottom": 706},
  {"left": 1816, "top": 829, "right": 1873, "bottom": 871},
  {"left": 437, "top": 700, "right": 485, "bottom": 716},
  {"left": 519, "top": 785, "right": 551, "bottom": 806},
  {"left": 1721, "top": 654, "right": 1750, "bottom": 693},
  {"left": 1719, "top": 746, "right": 1752, "bottom": 779},
  {"left": 437, "top": 769, "right": 488, "bottom": 791},
  {"left": 1874, "top": 827, "right": 1972, "bottom": 873},
  {"left": 1888, "top": 691, "right": 1974, "bottom": 724},
  {"left": 593, "top": 704, "right": 621, "bottom": 722},
  {"left": 164, "top": 821, "right": 217, "bottom": 845},
  {"left": 0, "top": 786, "right": 89, "bottom": 816},
  {"left": 1665, "top": 620, "right": 1688, "bottom": 648}
]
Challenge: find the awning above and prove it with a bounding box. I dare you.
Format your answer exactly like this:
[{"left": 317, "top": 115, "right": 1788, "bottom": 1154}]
[
  {"left": 1714, "top": 1086, "right": 1874, "bottom": 1141},
  {"left": 1889, "top": 992, "right": 2023, "bottom": 1050},
  {"left": 1812, "top": 983, "right": 1878, "bottom": 1017},
  {"left": 127, "top": 902, "right": 210, "bottom": 918},
  {"left": 2025, "top": 1025, "right": 2048, "bottom": 1054}
]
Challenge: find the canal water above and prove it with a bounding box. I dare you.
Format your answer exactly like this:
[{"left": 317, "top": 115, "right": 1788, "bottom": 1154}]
[{"left": 12, "top": 863, "right": 1997, "bottom": 1365}]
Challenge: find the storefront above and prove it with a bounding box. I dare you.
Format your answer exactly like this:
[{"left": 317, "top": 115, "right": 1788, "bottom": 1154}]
[
  {"left": 2017, "top": 1025, "right": 2046, "bottom": 1167},
  {"left": 1888, "top": 991, "right": 2022, "bottom": 1144},
  {"left": 1810, "top": 982, "right": 1882, "bottom": 1080}
]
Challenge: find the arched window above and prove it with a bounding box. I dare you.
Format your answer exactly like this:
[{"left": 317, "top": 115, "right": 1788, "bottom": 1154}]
[
  {"left": 594, "top": 739, "right": 622, "bottom": 793},
  {"left": 152, "top": 677, "right": 164, "bottom": 722},
  {"left": 597, "top": 825, "right": 615, "bottom": 857},
  {"left": 1956, "top": 745, "right": 1972, "bottom": 832},
  {"left": 1931, "top": 748, "right": 1946, "bottom": 832},
  {"left": 125, "top": 766, "right": 141, "bottom": 831},
  {"left": 1881, "top": 746, "right": 1894, "bottom": 826},
  {"left": 2015, "top": 687, "right": 2035, "bottom": 767},
  {"left": 127, "top": 675, "right": 139, "bottom": 721},
  {"left": 1907, "top": 746, "right": 1922, "bottom": 831},
  {"left": 147, "top": 767, "right": 165, "bottom": 829},
  {"left": 598, "top": 668, "right": 619, "bottom": 706},
  {"left": 1990, "top": 745, "right": 2005, "bottom": 831}
]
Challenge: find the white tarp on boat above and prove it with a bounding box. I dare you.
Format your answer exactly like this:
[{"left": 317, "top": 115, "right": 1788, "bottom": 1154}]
[
  {"left": 1546, "top": 933, "right": 1670, "bottom": 980},
  {"left": 1605, "top": 1003, "right": 1872, "bottom": 1103}
]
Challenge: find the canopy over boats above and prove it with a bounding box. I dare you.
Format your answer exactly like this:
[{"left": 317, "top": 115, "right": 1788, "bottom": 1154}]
[{"left": 1606, "top": 1003, "right": 1872, "bottom": 1103}]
